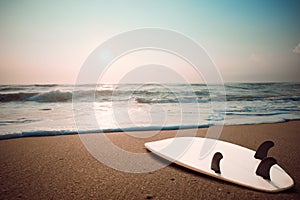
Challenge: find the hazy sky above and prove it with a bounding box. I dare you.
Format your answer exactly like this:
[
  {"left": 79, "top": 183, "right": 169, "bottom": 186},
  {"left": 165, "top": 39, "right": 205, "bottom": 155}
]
[{"left": 0, "top": 0, "right": 299, "bottom": 84}]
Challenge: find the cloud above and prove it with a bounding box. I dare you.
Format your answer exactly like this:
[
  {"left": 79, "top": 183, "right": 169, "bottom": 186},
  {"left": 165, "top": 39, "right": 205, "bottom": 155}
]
[{"left": 293, "top": 43, "right": 300, "bottom": 54}]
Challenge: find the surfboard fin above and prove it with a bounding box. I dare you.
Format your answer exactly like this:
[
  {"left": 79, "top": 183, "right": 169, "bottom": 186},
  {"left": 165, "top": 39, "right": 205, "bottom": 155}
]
[
  {"left": 211, "top": 152, "right": 223, "bottom": 174},
  {"left": 256, "top": 157, "right": 277, "bottom": 180},
  {"left": 254, "top": 141, "right": 274, "bottom": 160}
]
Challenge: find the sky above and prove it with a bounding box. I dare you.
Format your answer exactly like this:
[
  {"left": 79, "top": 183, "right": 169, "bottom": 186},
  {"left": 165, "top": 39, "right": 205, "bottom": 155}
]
[{"left": 0, "top": 0, "right": 299, "bottom": 84}]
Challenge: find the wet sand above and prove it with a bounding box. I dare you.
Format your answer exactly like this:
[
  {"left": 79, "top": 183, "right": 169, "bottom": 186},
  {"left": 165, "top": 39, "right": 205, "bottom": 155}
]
[{"left": 0, "top": 121, "right": 299, "bottom": 199}]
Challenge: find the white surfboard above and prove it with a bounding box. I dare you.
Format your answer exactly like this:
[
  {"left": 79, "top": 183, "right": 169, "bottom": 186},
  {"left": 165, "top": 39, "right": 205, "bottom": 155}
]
[{"left": 145, "top": 137, "right": 294, "bottom": 192}]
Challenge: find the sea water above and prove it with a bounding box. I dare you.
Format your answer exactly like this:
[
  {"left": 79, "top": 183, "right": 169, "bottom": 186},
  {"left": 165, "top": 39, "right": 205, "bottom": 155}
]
[{"left": 0, "top": 83, "right": 299, "bottom": 139}]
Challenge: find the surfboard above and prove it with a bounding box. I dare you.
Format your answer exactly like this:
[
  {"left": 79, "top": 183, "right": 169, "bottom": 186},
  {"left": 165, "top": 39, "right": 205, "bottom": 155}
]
[{"left": 144, "top": 137, "right": 294, "bottom": 192}]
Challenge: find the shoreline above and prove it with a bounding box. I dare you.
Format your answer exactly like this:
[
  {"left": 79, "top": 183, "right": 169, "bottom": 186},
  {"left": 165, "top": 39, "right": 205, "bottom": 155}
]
[
  {"left": 1, "top": 119, "right": 300, "bottom": 141},
  {"left": 0, "top": 121, "right": 299, "bottom": 199}
]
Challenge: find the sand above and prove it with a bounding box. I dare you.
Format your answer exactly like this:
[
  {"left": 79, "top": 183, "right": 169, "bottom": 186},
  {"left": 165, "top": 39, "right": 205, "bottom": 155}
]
[{"left": 0, "top": 121, "right": 299, "bottom": 199}]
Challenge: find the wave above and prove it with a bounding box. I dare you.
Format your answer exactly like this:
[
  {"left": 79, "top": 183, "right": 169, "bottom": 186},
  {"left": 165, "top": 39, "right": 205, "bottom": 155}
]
[
  {"left": 1, "top": 117, "right": 300, "bottom": 140},
  {"left": 135, "top": 96, "right": 300, "bottom": 104},
  {"left": 33, "top": 84, "right": 58, "bottom": 87},
  {"left": 0, "top": 87, "right": 25, "bottom": 92},
  {"left": 0, "top": 130, "right": 78, "bottom": 140},
  {"left": 0, "top": 84, "right": 59, "bottom": 92},
  {"left": 0, "top": 90, "right": 115, "bottom": 103},
  {"left": 226, "top": 95, "right": 300, "bottom": 102},
  {"left": 0, "top": 91, "right": 72, "bottom": 103},
  {"left": 2, "top": 91, "right": 298, "bottom": 104},
  {"left": 225, "top": 111, "right": 289, "bottom": 116},
  {"left": 0, "top": 92, "right": 39, "bottom": 102},
  {"left": 27, "top": 90, "right": 72, "bottom": 102},
  {"left": 0, "top": 124, "right": 210, "bottom": 140},
  {"left": 135, "top": 97, "right": 208, "bottom": 104},
  {"left": 1, "top": 83, "right": 300, "bottom": 104}
]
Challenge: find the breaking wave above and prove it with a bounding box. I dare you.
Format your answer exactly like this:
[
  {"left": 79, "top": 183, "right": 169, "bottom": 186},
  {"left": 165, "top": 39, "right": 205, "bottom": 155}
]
[
  {"left": 0, "top": 90, "right": 115, "bottom": 103},
  {"left": 0, "top": 91, "right": 72, "bottom": 103}
]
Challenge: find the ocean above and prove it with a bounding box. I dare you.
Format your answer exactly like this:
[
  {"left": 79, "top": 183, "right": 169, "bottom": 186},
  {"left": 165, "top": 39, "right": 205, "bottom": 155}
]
[{"left": 0, "top": 83, "right": 299, "bottom": 139}]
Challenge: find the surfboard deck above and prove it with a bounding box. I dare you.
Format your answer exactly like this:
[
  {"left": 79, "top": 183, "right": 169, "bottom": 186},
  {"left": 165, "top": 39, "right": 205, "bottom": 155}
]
[{"left": 144, "top": 137, "right": 294, "bottom": 192}]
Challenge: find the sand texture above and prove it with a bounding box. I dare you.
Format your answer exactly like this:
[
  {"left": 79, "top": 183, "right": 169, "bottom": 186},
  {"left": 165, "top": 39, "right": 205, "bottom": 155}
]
[{"left": 0, "top": 121, "right": 299, "bottom": 199}]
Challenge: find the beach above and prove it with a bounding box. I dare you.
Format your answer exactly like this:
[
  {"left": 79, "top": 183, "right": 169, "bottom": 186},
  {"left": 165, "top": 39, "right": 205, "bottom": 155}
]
[
  {"left": 0, "top": 121, "right": 299, "bottom": 199},
  {"left": 1, "top": 0, "right": 300, "bottom": 199}
]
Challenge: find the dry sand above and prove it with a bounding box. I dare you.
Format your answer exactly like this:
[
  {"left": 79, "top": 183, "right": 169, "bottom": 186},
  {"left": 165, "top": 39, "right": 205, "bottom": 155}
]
[{"left": 0, "top": 121, "right": 299, "bottom": 199}]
